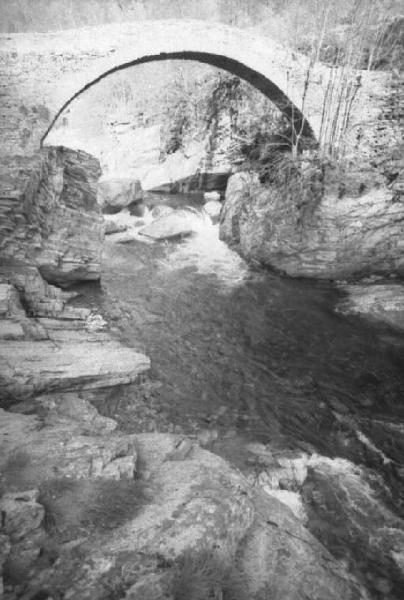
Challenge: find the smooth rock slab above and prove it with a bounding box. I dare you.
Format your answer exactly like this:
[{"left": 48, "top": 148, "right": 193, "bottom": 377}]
[
  {"left": 337, "top": 282, "right": 404, "bottom": 330},
  {"left": 139, "top": 209, "right": 204, "bottom": 240},
  {"left": 0, "top": 340, "right": 150, "bottom": 401},
  {"left": 98, "top": 178, "right": 143, "bottom": 210}
]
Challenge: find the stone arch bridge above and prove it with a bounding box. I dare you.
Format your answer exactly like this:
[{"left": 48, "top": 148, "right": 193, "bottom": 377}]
[{"left": 0, "top": 21, "right": 391, "bottom": 187}]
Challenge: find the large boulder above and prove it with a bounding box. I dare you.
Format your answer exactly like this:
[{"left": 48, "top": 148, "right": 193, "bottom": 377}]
[
  {"left": 204, "top": 199, "right": 222, "bottom": 219},
  {"left": 150, "top": 205, "right": 174, "bottom": 219},
  {"left": 0, "top": 146, "right": 104, "bottom": 286},
  {"left": 220, "top": 168, "right": 404, "bottom": 280},
  {"left": 139, "top": 208, "right": 203, "bottom": 240},
  {"left": 97, "top": 178, "right": 143, "bottom": 211},
  {"left": 336, "top": 282, "right": 404, "bottom": 331}
]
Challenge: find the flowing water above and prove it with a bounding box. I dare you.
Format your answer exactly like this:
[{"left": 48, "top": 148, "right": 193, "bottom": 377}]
[{"left": 71, "top": 191, "right": 404, "bottom": 595}]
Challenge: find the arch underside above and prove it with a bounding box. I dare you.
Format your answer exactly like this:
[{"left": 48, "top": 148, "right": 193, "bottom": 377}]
[{"left": 41, "top": 51, "right": 316, "bottom": 146}]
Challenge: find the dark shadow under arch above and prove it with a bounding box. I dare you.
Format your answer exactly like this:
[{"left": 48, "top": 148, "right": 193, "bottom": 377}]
[{"left": 41, "top": 51, "right": 316, "bottom": 146}]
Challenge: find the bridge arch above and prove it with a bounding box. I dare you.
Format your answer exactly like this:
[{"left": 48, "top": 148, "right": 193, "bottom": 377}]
[
  {"left": 0, "top": 18, "right": 386, "bottom": 175},
  {"left": 41, "top": 50, "right": 315, "bottom": 146},
  {"left": 1, "top": 19, "right": 338, "bottom": 162}
]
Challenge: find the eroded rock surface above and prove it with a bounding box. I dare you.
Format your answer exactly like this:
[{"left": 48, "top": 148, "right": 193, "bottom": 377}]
[
  {"left": 0, "top": 146, "right": 103, "bottom": 286},
  {"left": 97, "top": 178, "right": 143, "bottom": 211},
  {"left": 337, "top": 282, "right": 404, "bottom": 331},
  {"left": 0, "top": 398, "right": 365, "bottom": 600},
  {"left": 0, "top": 275, "right": 150, "bottom": 404},
  {"left": 220, "top": 169, "right": 404, "bottom": 279}
]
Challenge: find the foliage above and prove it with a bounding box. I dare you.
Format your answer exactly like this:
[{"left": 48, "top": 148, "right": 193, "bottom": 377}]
[{"left": 279, "top": 0, "right": 404, "bottom": 160}]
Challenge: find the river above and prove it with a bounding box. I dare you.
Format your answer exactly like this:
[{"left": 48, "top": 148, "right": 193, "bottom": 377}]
[{"left": 70, "top": 191, "right": 404, "bottom": 596}]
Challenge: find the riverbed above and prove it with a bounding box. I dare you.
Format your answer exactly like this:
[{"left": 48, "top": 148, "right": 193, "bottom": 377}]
[{"left": 70, "top": 191, "right": 404, "bottom": 595}]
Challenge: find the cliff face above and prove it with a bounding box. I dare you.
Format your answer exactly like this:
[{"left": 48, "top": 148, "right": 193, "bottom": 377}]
[{"left": 0, "top": 146, "right": 104, "bottom": 286}]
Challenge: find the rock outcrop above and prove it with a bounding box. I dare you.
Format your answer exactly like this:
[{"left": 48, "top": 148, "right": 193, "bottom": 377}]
[
  {"left": 0, "top": 146, "right": 104, "bottom": 286},
  {"left": 220, "top": 166, "right": 404, "bottom": 280},
  {"left": 0, "top": 397, "right": 365, "bottom": 600},
  {"left": 302, "top": 457, "right": 404, "bottom": 599},
  {"left": 337, "top": 281, "right": 404, "bottom": 331},
  {"left": 0, "top": 274, "right": 150, "bottom": 404},
  {"left": 0, "top": 142, "right": 150, "bottom": 405},
  {"left": 97, "top": 178, "right": 143, "bottom": 211}
]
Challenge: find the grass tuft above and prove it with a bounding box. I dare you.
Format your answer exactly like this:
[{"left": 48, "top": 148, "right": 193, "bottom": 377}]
[
  {"left": 171, "top": 549, "right": 247, "bottom": 600},
  {"left": 38, "top": 477, "right": 147, "bottom": 541}
]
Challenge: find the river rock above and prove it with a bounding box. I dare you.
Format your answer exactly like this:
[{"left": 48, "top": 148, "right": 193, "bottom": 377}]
[
  {"left": 139, "top": 209, "right": 202, "bottom": 240},
  {"left": 204, "top": 199, "right": 222, "bottom": 218},
  {"left": 98, "top": 178, "right": 143, "bottom": 210},
  {"left": 336, "top": 282, "right": 404, "bottom": 331},
  {"left": 150, "top": 205, "right": 174, "bottom": 219},
  {"left": 128, "top": 200, "right": 146, "bottom": 217},
  {"left": 220, "top": 170, "right": 404, "bottom": 279}
]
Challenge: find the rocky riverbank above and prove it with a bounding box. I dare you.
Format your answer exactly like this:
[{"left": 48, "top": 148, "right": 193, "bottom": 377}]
[
  {"left": 1, "top": 392, "right": 372, "bottom": 600},
  {"left": 219, "top": 154, "right": 404, "bottom": 280},
  {"left": 1, "top": 143, "right": 404, "bottom": 599},
  {"left": 0, "top": 145, "right": 150, "bottom": 405}
]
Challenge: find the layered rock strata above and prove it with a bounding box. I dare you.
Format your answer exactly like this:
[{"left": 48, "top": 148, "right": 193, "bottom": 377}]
[
  {"left": 0, "top": 276, "right": 150, "bottom": 404},
  {"left": 220, "top": 163, "right": 404, "bottom": 280},
  {"left": 0, "top": 146, "right": 104, "bottom": 286}
]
